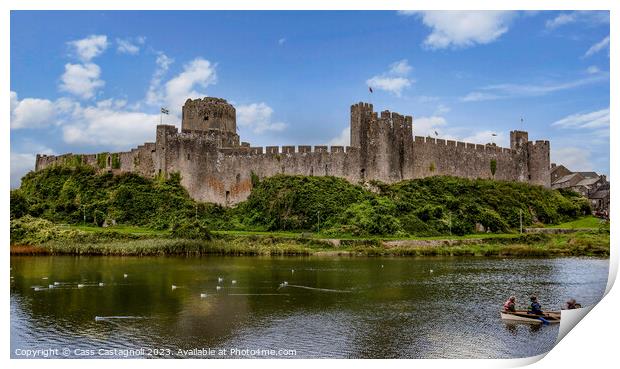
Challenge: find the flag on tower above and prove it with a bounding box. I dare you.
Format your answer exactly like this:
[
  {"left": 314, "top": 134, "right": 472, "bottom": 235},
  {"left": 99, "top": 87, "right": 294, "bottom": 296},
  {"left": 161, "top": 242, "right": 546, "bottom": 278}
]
[
  {"left": 161, "top": 107, "right": 170, "bottom": 115},
  {"left": 369, "top": 87, "right": 373, "bottom": 93}
]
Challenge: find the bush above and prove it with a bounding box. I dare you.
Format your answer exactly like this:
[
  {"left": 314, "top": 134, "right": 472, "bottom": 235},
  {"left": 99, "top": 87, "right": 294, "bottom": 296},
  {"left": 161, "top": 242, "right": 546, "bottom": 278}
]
[{"left": 170, "top": 219, "right": 212, "bottom": 240}]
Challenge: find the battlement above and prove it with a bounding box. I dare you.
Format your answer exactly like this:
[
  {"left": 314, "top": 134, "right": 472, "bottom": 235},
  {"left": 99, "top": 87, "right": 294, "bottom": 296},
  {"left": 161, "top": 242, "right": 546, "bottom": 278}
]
[
  {"left": 182, "top": 97, "right": 236, "bottom": 135},
  {"left": 218, "top": 145, "right": 357, "bottom": 156},
  {"left": 412, "top": 135, "right": 516, "bottom": 154}
]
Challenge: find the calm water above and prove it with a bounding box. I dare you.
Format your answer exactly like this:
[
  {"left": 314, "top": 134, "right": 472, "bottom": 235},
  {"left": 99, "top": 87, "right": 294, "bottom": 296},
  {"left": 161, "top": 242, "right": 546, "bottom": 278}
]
[{"left": 10, "top": 255, "right": 608, "bottom": 359}]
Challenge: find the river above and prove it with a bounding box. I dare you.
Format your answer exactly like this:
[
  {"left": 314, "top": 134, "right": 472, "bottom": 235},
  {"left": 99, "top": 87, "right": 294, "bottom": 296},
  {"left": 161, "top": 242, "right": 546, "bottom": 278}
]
[{"left": 10, "top": 255, "right": 608, "bottom": 359}]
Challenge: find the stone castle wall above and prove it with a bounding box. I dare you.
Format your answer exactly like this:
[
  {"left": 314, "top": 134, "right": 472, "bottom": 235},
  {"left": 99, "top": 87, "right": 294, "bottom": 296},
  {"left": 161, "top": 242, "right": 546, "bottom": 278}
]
[{"left": 34, "top": 97, "right": 551, "bottom": 206}]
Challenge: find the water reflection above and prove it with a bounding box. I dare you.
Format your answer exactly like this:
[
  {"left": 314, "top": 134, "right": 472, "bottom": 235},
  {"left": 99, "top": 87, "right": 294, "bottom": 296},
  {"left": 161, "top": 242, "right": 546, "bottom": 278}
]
[{"left": 10, "top": 255, "right": 608, "bottom": 359}]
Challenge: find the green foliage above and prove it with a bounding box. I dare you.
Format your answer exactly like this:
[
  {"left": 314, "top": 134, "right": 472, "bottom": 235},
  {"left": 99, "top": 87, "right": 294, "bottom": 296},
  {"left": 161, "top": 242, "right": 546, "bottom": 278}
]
[
  {"left": 490, "top": 159, "right": 497, "bottom": 176},
  {"left": 234, "top": 175, "right": 369, "bottom": 231},
  {"left": 96, "top": 153, "right": 109, "bottom": 169},
  {"left": 12, "top": 167, "right": 591, "bottom": 237},
  {"left": 250, "top": 171, "right": 260, "bottom": 188},
  {"left": 170, "top": 219, "right": 212, "bottom": 240},
  {"left": 111, "top": 153, "right": 120, "bottom": 169}
]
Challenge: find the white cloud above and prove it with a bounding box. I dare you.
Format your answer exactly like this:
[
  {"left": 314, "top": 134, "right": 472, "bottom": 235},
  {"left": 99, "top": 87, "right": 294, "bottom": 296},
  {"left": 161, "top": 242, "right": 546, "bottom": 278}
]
[
  {"left": 552, "top": 108, "right": 609, "bottom": 130},
  {"left": 68, "top": 35, "right": 108, "bottom": 62},
  {"left": 545, "top": 13, "right": 578, "bottom": 29},
  {"left": 11, "top": 146, "right": 55, "bottom": 188},
  {"left": 145, "top": 53, "right": 175, "bottom": 106},
  {"left": 236, "top": 102, "right": 287, "bottom": 134},
  {"left": 62, "top": 103, "right": 159, "bottom": 148},
  {"left": 10, "top": 91, "right": 56, "bottom": 129},
  {"left": 434, "top": 104, "right": 451, "bottom": 115},
  {"left": 461, "top": 75, "right": 607, "bottom": 102},
  {"left": 551, "top": 147, "right": 593, "bottom": 172},
  {"left": 163, "top": 58, "right": 217, "bottom": 114},
  {"left": 389, "top": 59, "right": 412, "bottom": 75},
  {"left": 328, "top": 127, "right": 350, "bottom": 146},
  {"left": 586, "top": 66, "right": 600, "bottom": 74},
  {"left": 461, "top": 130, "right": 508, "bottom": 147},
  {"left": 366, "top": 59, "right": 414, "bottom": 97},
  {"left": 116, "top": 36, "right": 146, "bottom": 55},
  {"left": 59, "top": 63, "right": 105, "bottom": 99},
  {"left": 278, "top": 38, "right": 286, "bottom": 45},
  {"left": 403, "top": 11, "right": 515, "bottom": 49},
  {"left": 11, "top": 152, "right": 37, "bottom": 188},
  {"left": 413, "top": 116, "right": 448, "bottom": 137},
  {"left": 545, "top": 11, "right": 609, "bottom": 30},
  {"left": 584, "top": 36, "right": 610, "bottom": 58}
]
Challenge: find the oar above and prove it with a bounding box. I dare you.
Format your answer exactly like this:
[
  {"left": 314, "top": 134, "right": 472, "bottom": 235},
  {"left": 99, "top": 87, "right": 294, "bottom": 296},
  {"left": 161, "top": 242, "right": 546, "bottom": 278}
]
[{"left": 538, "top": 316, "right": 550, "bottom": 325}]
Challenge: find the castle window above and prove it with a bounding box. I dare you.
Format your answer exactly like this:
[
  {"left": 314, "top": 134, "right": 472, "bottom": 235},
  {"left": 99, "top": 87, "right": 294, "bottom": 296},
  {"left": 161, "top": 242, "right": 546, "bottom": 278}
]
[
  {"left": 107, "top": 156, "right": 111, "bottom": 167},
  {"left": 225, "top": 191, "right": 230, "bottom": 205},
  {"left": 310, "top": 166, "right": 314, "bottom": 176},
  {"left": 281, "top": 166, "right": 285, "bottom": 174},
  {"left": 360, "top": 168, "right": 366, "bottom": 179},
  {"left": 236, "top": 173, "right": 241, "bottom": 184},
  {"left": 204, "top": 115, "right": 209, "bottom": 121},
  {"left": 187, "top": 153, "right": 191, "bottom": 160},
  {"left": 325, "top": 165, "right": 328, "bottom": 176}
]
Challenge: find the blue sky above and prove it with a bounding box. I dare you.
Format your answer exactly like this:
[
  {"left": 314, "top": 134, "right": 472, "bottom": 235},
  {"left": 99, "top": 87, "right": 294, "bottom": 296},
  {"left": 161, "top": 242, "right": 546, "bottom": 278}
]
[{"left": 10, "top": 10, "right": 610, "bottom": 187}]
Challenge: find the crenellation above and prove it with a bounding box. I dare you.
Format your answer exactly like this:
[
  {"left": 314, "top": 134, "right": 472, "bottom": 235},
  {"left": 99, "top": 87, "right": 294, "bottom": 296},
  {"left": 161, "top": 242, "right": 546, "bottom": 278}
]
[
  {"left": 282, "top": 146, "right": 296, "bottom": 154},
  {"left": 33, "top": 96, "right": 551, "bottom": 205}
]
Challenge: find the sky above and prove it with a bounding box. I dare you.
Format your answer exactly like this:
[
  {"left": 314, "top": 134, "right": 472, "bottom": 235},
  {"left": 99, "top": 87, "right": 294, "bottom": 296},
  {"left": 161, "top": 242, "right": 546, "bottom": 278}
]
[{"left": 10, "top": 10, "right": 610, "bottom": 188}]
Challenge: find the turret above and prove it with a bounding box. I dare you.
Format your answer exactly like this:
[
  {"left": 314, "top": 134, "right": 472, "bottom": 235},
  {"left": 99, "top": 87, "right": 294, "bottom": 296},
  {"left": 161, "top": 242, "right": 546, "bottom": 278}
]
[{"left": 181, "top": 97, "right": 237, "bottom": 134}]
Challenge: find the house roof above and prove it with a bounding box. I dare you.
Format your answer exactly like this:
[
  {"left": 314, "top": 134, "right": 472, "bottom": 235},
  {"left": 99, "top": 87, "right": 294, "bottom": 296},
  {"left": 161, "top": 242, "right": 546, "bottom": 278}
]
[
  {"left": 590, "top": 190, "right": 610, "bottom": 199},
  {"left": 577, "top": 171, "right": 598, "bottom": 178},
  {"left": 553, "top": 173, "right": 581, "bottom": 185},
  {"left": 576, "top": 177, "right": 600, "bottom": 187}
]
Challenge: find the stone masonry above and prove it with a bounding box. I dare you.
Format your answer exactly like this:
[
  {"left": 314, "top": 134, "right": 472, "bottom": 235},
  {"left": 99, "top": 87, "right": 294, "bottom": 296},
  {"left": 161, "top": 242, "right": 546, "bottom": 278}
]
[{"left": 35, "top": 97, "right": 551, "bottom": 205}]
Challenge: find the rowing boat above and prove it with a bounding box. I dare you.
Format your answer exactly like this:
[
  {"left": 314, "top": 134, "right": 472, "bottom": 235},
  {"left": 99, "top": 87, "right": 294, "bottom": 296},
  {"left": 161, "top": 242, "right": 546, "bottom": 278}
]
[{"left": 500, "top": 310, "right": 561, "bottom": 324}]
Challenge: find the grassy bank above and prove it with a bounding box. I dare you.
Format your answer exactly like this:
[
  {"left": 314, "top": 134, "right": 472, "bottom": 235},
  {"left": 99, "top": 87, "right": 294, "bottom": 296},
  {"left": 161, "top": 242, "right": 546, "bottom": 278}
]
[{"left": 10, "top": 219, "right": 609, "bottom": 257}]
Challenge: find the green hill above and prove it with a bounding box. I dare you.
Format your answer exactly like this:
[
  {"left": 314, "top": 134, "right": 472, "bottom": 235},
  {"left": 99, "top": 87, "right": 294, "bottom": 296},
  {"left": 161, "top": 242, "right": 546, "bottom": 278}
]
[{"left": 11, "top": 166, "right": 591, "bottom": 237}]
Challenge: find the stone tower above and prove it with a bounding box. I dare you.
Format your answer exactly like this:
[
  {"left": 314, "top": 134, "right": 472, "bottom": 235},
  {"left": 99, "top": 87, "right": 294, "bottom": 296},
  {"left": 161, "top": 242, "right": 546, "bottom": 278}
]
[
  {"left": 181, "top": 97, "right": 240, "bottom": 147},
  {"left": 350, "top": 102, "right": 413, "bottom": 182}
]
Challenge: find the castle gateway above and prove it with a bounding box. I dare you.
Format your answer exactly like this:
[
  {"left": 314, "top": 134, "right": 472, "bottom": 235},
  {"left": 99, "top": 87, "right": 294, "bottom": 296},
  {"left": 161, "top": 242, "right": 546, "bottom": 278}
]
[{"left": 35, "top": 97, "right": 551, "bottom": 206}]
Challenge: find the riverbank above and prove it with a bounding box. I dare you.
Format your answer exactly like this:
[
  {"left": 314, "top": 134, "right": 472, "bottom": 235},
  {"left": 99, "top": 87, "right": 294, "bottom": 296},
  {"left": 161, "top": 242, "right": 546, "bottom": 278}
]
[{"left": 10, "top": 229, "right": 609, "bottom": 257}]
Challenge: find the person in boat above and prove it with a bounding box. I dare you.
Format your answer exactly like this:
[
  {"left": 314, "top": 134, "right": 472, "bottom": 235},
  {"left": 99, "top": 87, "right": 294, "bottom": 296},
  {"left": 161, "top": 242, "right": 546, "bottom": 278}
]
[
  {"left": 565, "top": 298, "right": 581, "bottom": 309},
  {"left": 503, "top": 296, "right": 516, "bottom": 312},
  {"left": 528, "top": 296, "right": 543, "bottom": 315}
]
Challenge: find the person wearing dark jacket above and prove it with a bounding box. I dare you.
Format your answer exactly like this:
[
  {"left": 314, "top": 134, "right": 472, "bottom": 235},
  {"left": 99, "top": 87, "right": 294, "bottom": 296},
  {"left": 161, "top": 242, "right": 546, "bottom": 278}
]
[{"left": 528, "top": 296, "right": 543, "bottom": 315}]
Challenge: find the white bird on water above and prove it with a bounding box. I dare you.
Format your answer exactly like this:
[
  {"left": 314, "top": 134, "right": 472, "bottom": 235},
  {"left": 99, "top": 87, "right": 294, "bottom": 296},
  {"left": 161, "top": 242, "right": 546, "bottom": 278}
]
[
  {"left": 291, "top": 269, "right": 295, "bottom": 274},
  {"left": 77, "top": 284, "right": 85, "bottom": 288},
  {"left": 54, "top": 282, "right": 60, "bottom": 286},
  {"left": 218, "top": 277, "right": 223, "bottom": 283},
  {"left": 99, "top": 282, "right": 105, "bottom": 287},
  {"left": 216, "top": 286, "right": 222, "bottom": 291},
  {"left": 123, "top": 274, "right": 128, "bottom": 278},
  {"left": 200, "top": 293, "right": 207, "bottom": 298},
  {"left": 42, "top": 277, "right": 48, "bottom": 280},
  {"left": 430, "top": 269, "right": 434, "bottom": 274},
  {"left": 48, "top": 284, "right": 54, "bottom": 289},
  {"left": 231, "top": 280, "right": 237, "bottom": 285},
  {"left": 171, "top": 285, "right": 178, "bottom": 290}
]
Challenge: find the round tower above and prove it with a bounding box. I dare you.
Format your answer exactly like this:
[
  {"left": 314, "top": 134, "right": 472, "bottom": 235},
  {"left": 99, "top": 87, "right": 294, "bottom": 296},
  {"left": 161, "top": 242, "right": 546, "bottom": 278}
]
[{"left": 181, "top": 97, "right": 237, "bottom": 134}]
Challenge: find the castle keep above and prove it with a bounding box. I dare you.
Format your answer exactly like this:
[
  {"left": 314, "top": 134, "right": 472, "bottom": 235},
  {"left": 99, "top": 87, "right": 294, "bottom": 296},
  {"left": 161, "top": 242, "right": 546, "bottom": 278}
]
[{"left": 35, "top": 97, "right": 551, "bottom": 205}]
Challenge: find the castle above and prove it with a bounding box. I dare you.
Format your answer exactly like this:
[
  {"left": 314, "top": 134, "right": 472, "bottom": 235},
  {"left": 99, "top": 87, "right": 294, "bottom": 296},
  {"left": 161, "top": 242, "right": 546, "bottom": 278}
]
[{"left": 35, "top": 97, "right": 551, "bottom": 206}]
